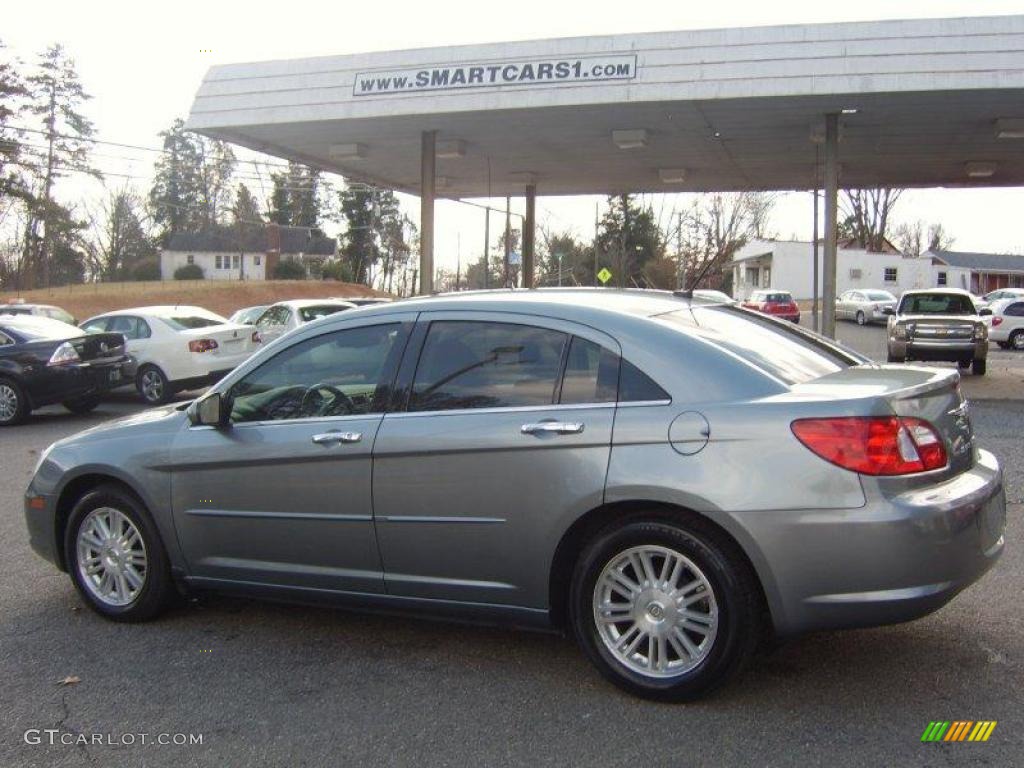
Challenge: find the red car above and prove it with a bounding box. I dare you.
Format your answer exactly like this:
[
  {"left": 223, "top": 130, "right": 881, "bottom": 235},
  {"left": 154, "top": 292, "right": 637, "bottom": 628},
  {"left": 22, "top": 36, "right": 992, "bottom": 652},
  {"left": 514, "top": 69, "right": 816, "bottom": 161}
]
[{"left": 742, "top": 290, "right": 801, "bottom": 323}]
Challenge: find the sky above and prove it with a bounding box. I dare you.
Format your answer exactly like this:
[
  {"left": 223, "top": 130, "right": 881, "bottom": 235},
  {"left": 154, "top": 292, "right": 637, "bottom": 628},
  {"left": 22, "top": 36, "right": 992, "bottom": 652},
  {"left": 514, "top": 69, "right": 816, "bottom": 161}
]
[{"left": 5, "top": 0, "right": 1024, "bottom": 276}]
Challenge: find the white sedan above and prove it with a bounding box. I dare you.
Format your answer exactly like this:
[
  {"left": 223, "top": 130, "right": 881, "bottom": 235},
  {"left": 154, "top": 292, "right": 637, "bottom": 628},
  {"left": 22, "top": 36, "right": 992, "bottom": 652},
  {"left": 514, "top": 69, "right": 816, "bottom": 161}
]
[
  {"left": 254, "top": 299, "right": 357, "bottom": 345},
  {"left": 985, "top": 297, "right": 1024, "bottom": 350},
  {"left": 81, "top": 306, "right": 262, "bottom": 404}
]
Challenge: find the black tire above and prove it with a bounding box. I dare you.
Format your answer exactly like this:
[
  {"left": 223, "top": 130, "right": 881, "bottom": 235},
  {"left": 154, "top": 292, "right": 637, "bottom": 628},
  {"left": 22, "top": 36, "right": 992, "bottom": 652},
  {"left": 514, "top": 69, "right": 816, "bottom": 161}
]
[
  {"left": 887, "top": 353, "right": 905, "bottom": 363},
  {"left": 972, "top": 358, "right": 987, "bottom": 376},
  {"left": 62, "top": 396, "right": 101, "bottom": 414},
  {"left": 997, "top": 342, "right": 1010, "bottom": 350},
  {"left": 856, "top": 310, "right": 866, "bottom": 326},
  {"left": 569, "top": 516, "right": 761, "bottom": 702},
  {"left": 0, "top": 377, "right": 30, "bottom": 426},
  {"left": 64, "top": 484, "right": 175, "bottom": 621},
  {"left": 958, "top": 359, "right": 971, "bottom": 370},
  {"left": 1010, "top": 330, "right": 1024, "bottom": 352},
  {"left": 136, "top": 365, "right": 171, "bottom": 405}
]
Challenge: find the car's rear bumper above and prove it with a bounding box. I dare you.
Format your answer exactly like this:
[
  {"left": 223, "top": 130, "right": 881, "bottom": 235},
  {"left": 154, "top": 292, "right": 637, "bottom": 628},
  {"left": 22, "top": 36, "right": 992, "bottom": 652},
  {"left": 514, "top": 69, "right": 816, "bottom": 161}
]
[
  {"left": 24, "top": 359, "right": 127, "bottom": 408},
  {"left": 732, "top": 449, "right": 1005, "bottom": 636}
]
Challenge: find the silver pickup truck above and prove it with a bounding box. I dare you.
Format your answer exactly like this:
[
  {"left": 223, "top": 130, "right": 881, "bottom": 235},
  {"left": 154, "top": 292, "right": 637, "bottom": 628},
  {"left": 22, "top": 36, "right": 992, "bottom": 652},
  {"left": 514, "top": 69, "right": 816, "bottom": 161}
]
[{"left": 887, "top": 288, "right": 992, "bottom": 375}]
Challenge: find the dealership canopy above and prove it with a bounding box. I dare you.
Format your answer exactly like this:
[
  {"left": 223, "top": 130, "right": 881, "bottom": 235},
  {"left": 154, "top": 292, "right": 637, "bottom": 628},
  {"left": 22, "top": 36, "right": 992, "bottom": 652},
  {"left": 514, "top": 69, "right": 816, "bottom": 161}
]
[{"left": 186, "top": 14, "right": 1024, "bottom": 330}]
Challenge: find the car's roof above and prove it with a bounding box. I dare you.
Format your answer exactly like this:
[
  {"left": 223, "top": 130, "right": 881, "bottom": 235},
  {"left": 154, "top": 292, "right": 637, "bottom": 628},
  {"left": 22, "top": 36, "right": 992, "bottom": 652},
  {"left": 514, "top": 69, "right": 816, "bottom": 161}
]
[
  {"left": 900, "top": 288, "right": 974, "bottom": 296},
  {"left": 990, "top": 296, "right": 1024, "bottom": 309},
  {"left": 92, "top": 305, "right": 225, "bottom": 319},
  {"left": 274, "top": 299, "right": 357, "bottom": 309}
]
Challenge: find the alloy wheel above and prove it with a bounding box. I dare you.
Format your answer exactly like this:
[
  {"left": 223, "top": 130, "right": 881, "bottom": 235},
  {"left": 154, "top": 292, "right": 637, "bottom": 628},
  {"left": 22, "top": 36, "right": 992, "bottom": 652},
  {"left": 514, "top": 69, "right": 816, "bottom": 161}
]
[
  {"left": 1013, "top": 332, "right": 1024, "bottom": 351},
  {"left": 592, "top": 545, "right": 718, "bottom": 678},
  {"left": 140, "top": 370, "right": 164, "bottom": 403},
  {"left": 76, "top": 507, "right": 148, "bottom": 607},
  {"left": 0, "top": 383, "right": 17, "bottom": 422}
]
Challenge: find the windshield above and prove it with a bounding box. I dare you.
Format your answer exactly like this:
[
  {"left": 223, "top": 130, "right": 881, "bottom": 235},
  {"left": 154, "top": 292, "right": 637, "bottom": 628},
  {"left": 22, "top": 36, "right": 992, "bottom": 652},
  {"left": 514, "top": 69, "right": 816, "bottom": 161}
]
[
  {"left": 669, "top": 305, "right": 865, "bottom": 385},
  {"left": 160, "top": 315, "right": 227, "bottom": 331},
  {"left": 0, "top": 316, "right": 80, "bottom": 341},
  {"left": 864, "top": 291, "right": 895, "bottom": 301},
  {"left": 898, "top": 293, "right": 976, "bottom": 315},
  {"left": 299, "top": 305, "right": 349, "bottom": 322}
]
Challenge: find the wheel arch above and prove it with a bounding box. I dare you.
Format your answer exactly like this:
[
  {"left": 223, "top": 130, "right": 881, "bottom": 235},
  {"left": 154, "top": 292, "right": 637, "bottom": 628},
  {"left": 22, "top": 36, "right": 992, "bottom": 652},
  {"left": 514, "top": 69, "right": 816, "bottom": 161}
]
[{"left": 547, "top": 499, "right": 780, "bottom": 636}]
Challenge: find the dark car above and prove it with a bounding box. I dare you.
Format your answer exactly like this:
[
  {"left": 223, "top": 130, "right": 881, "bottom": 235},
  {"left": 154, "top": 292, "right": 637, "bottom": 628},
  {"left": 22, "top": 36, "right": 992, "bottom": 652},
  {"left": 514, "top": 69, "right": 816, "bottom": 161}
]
[
  {"left": 0, "top": 301, "right": 77, "bottom": 325},
  {"left": 0, "top": 315, "right": 128, "bottom": 425}
]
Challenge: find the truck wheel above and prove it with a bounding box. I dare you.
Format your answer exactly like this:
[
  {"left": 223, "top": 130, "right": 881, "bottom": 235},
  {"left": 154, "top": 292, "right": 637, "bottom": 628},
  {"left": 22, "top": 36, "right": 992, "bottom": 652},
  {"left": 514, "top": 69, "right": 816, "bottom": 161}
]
[
  {"left": 958, "top": 359, "right": 971, "bottom": 369},
  {"left": 972, "top": 358, "right": 987, "bottom": 376},
  {"left": 570, "top": 517, "right": 760, "bottom": 702}
]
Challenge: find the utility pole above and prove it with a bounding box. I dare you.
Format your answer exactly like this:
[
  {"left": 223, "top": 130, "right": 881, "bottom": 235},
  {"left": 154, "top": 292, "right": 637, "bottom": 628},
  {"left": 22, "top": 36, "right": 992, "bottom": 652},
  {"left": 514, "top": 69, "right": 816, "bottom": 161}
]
[
  {"left": 593, "top": 201, "right": 600, "bottom": 286},
  {"left": 504, "top": 196, "right": 511, "bottom": 288},
  {"left": 483, "top": 205, "right": 490, "bottom": 289}
]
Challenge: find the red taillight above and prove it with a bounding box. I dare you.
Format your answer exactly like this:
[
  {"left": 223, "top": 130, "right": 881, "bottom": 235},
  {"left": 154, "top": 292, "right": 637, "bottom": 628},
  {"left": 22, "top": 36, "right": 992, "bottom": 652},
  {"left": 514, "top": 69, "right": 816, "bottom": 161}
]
[
  {"left": 188, "top": 339, "right": 218, "bottom": 353},
  {"left": 791, "top": 416, "right": 947, "bottom": 475},
  {"left": 251, "top": 330, "right": 262, "bottom": 344},
  {"left": 992, "top": 317, "right": 1003, "bottom": 327}
]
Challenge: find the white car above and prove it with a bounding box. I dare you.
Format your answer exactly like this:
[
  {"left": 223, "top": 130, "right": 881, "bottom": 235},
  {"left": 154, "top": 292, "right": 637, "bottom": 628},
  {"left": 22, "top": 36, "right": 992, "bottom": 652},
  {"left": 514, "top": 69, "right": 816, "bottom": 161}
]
[
  {"left": 81, "top": 306, "right": 262, "bottom": 404},
  {"left": 976, "top": 287, "right": 1024, "bottom": 310},
  {"left": 254, "top": 299, "right": 357, "bottom": 345},
  {"left": 985, "top": 297, "right": 1024, "bottom": 350}
]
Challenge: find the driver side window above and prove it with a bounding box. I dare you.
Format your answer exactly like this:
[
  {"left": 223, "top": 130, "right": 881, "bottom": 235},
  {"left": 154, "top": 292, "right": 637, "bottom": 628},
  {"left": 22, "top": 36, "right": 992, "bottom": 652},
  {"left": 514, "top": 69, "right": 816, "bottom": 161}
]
[{"left": 228, "top": 323, "right": 403, "bottom": 423}]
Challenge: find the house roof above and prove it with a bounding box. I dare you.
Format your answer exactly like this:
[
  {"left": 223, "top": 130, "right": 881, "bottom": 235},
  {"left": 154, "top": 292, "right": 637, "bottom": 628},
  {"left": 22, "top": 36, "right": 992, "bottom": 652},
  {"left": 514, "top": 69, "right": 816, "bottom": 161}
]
[
  {"left": 166, "top": 225, "right": 336, "bottom": 256},
  {"left": 928, "top": 249, "right": 1024, "bottom": 274}
]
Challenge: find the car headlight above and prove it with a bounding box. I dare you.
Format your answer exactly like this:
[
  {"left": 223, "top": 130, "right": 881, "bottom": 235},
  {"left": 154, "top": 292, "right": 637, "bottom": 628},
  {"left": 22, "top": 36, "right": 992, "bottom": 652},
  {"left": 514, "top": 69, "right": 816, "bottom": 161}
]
[
  {"left": 974, "top": 323, "right": 988, "bottom": 341},
  {"left": 894, "top": 324, "right": 908, "bottom": 340}
]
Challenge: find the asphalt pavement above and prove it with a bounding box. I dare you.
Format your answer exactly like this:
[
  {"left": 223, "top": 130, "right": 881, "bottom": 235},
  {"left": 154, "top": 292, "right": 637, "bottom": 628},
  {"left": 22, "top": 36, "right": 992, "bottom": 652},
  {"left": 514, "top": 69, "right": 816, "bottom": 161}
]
[{"left": 0, "top": 329, "right": 1021, "bottom": 767}]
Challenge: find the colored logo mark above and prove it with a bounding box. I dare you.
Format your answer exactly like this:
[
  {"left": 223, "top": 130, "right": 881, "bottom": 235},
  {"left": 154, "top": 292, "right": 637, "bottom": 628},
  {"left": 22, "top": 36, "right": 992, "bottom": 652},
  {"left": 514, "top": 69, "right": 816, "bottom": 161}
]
[{"left": 921, "top": 721, "right": 997, "bottom": 742}]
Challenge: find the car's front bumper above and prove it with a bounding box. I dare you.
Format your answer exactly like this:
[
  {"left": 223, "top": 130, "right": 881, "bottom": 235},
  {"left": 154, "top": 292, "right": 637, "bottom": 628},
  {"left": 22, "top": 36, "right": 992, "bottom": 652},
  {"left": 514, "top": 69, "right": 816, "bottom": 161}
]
[
  {"left": 24, "top": 486, "right": 60, "bottom": 569},
  {"left": 732, "top": 449, "right": 1005, "bottom": 636},
  {"left": 888, "top": 337, "right": 988, "bottom": 361}
]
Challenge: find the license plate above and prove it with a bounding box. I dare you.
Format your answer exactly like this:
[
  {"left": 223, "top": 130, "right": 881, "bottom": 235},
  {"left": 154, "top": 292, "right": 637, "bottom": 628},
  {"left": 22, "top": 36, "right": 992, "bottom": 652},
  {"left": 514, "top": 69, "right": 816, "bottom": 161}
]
[{"left": 109, "top": 368, "right": 121, "bottom": 384}]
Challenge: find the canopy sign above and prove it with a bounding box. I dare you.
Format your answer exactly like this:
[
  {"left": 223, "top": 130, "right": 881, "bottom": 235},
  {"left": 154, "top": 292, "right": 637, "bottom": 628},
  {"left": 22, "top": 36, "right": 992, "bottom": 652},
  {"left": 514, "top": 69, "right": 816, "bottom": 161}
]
[{"left": 354, "top": 54, "right": 637, "bottom": 96}]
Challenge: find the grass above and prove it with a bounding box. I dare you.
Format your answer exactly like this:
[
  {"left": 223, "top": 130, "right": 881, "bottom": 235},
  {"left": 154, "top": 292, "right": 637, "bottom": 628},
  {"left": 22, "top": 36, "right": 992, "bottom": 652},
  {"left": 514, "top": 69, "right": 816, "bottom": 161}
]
[{"left": 1, "top": 280, "right": 387, "bottom": 321}]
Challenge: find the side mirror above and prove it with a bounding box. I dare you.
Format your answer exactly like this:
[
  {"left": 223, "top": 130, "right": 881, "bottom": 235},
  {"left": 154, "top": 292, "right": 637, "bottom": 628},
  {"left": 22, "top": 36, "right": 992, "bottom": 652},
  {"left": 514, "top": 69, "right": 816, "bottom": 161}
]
[
  {"left": 189, "top": 391, "right": 229, "bottom": 427},
  {"left": 882, "top": 306, "right": 895, "bottom": 315},
  {"left": 979, "top": 307, "right": 993, "bottom": 317}
]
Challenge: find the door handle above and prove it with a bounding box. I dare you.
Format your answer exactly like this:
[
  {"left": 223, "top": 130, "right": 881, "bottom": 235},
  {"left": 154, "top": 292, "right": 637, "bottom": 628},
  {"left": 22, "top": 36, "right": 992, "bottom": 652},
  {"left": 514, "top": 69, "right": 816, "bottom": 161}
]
[
  {"left": 521, "top": 421, "right": 585, "bottom": 435},
  {"left": 312, "top": 431, "right": 362, "bottom": 445}
]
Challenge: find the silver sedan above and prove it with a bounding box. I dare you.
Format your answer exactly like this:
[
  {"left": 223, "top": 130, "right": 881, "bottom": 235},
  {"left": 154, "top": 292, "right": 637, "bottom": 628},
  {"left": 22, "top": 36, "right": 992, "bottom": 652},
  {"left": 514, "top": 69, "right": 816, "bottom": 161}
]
[
  {"left": 836, "top": 289, "right": 897, "bottom": 325},
  {"left": 24, "top": 289, "right": 1005, "bottom": 701}
]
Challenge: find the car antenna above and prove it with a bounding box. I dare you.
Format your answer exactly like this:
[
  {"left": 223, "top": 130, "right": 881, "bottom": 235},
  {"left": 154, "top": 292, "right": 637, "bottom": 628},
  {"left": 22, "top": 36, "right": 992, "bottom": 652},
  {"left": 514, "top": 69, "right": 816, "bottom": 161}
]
[{"left": 673, "top": 255, "right": 718, "bottom": 300}]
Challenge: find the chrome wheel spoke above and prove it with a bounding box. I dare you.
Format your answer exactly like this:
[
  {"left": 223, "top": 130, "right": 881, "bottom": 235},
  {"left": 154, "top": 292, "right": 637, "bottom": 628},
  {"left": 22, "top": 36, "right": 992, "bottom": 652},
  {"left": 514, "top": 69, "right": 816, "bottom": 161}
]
[{"left": 76, "top": 507, "right": 147, "bottom": 607}]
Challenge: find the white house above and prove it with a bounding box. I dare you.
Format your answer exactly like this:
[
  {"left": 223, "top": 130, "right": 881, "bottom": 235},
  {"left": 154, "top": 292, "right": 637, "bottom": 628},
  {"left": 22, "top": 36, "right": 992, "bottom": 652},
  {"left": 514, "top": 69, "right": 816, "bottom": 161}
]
[
  {"left": 160, "top": 225, "right": 337, "bottom": 281},
  {"left": 926, "top": 249, "right": 1024, "bottom": 294},
  {"left": 730, "top": 239, "right": 935, "bottom": 300}
]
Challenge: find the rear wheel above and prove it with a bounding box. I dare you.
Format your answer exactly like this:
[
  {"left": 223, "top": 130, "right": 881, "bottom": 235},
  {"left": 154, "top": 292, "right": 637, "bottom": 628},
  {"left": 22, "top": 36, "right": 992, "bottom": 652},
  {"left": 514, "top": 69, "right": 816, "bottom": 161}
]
[
  {"left": 570, "top": 517, "right": 760, "bottom": 702},
  {"left": 63, "top": 396, "right": 101, "bottom": 414},
  {"left": 136, "top": 365, "right": 171, "bottom": 405},
  {"left": 65, "top": 485, "right": 175, "bottom": 621},
  {"left": 0, "top": 377, "right": 30, "bottom": 426},
  {"left": 972, "top": 358, "right": 987, "bottom": 376},
  {"left": 1011, "top": 330, "right": 1024, "bottom": 351},
  {"left": 856, "top": 310, "right": 866, "bottom": 326}
]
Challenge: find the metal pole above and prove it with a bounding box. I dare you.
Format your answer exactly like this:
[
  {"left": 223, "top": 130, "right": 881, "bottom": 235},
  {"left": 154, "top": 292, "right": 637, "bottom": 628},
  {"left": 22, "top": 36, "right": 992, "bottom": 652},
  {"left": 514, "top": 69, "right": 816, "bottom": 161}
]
[
  {"left": 483, "top": 206, "right": 490, "bottom": 289},
  {"left": 822, "top": 113, "right": 839, "bottom": 338},
  {"left": 594, "top": 201, "right": 600, "bottom": 286},
  {"left": 419, "top": 130, "right": 436, "bottom": 295},
  {"left": 677, "top": 211, "right": 685, "bottom": 290},
  {"left": 812, "top": 188, "right": 819, "bottom": 332},
  {"left": 523, "top": 184, "right": 536, "bottom": 289},
  {"left": 504, "top": 196, "right": 511, "bottom": 287}
]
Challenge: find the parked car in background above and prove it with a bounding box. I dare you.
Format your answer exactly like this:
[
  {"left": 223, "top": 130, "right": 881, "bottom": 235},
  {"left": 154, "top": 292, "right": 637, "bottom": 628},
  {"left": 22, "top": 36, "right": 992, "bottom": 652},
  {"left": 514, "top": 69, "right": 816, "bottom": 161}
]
[
  {"left": 984, "top": 297, "right": 1024, "bottom": 351},
  {"left": 80, "top": 306, "right": 261, "bottom": 405},
  {"left": 835, "top": 289, "right": 897, "bottom": 325},
  {"left": 741, "top": 290, "right": 800, "bottom": 322},
  {"left": 338, "top": 297, "right": 393, "bottom": 307},
  {"left": 887, "top": 289, "right": 991, "bottom": 375},
  {"left": 0, "top": 315, "right": 127, "bottom": 425},
  {"left": 975, "top": 287, "right": 1024, "bottom": 309},
  {"left": 228, "top": 305, "right": 270, "bottom": 326},
  {"left": 0, "top": 301, "right": 77, "bottom": 325},
  {"left": 25, "top": 290, "right": 1005, "bottom": 701},
  {"left": 254, "top": 299, "right": 357, "bottom": 345},
  {"left": 690, "top": 289, "right": 734, "bottom": 303}
]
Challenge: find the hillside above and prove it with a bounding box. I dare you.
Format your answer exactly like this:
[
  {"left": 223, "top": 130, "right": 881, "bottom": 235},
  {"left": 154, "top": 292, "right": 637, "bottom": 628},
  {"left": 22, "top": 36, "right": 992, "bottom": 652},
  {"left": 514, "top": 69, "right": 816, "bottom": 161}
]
[{"left": 1, "top": 280, "right": 388, "bottom": 322}]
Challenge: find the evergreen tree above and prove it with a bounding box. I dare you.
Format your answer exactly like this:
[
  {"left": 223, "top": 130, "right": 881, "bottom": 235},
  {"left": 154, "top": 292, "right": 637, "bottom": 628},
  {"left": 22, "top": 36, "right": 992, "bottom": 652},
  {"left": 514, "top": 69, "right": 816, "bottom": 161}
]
[
  {"left": 0, "top": 39, "right": 29, "bottom": 204},
  {"left": 596, "top": 195, "right": 663, "bottom": 287},
  {"left": 268, "top": 162, "right": 321, "bottom": 227}
]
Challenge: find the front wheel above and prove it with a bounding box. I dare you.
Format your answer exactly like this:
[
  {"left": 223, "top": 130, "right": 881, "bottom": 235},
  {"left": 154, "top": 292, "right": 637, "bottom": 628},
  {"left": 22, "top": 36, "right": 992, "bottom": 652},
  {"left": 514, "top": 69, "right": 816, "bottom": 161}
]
[
  {"left": 0, "top": 377, "right": 30, "bottom": 426},
  {"left": 972, "top": 358, "right": 987, "bottom": 376},
  {"left": 570, "top": 518, "right": 760, "bottom": 702},
  {"left": 958, "top": 359, "right": 971, "bottom": 370},
  {"left": 65, "top": 485, "right": 175, "bottom": 621}
]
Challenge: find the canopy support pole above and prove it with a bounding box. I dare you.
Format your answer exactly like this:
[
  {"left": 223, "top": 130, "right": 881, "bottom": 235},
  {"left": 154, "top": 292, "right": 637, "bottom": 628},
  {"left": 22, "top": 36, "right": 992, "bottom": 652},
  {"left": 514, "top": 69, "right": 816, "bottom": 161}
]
[{"left": 419, "top": 130, "right": 436, "bottom": 295}]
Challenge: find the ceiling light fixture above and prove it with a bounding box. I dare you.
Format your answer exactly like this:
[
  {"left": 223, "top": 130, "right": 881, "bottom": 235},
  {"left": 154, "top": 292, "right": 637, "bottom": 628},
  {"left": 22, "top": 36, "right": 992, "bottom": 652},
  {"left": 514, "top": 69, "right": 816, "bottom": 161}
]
[
  {"left": 436, "top": 140, "right": 466, "bottom": 159},
  {"left": 965, "top": 162, "right": 996, "bottom": 178},
  {"left": 612, "top": 129, "right": 648, "bottom": 150},
  {"left": 995, "top": 118, "right": 1024, "bottom": 139}
]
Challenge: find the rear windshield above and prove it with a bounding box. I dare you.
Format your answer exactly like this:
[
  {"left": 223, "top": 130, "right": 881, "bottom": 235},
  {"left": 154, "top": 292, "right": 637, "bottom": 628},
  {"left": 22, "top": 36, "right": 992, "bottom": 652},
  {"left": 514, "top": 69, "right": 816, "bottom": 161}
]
[
  {"left": 864, "top": 291, "right": 895, "bottom": 301},
  {"left": 0, "top": 316, "right": 79, "bottom": 341},
  {"left": 159, "top": 315, "right": 226, "bottom": 331},
  {"left": 898, "top": 293, "right": 975, "bottom": 315},
  {"left": 667, "top": 306, "right": 866, "bottom": 385},
  {"left": 299, "top": 305, "right": 348, "bottom": 322},
  {"left": 762, "top": 293, "right": 792, "bottom": 303}
]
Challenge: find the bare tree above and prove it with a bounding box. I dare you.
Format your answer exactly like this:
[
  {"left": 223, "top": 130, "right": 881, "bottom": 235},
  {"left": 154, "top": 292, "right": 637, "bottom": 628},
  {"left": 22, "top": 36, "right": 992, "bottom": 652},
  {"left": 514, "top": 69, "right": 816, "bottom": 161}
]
[
  {"left": 840, "top": 188, "right": 902, "bottom": 251},
  {"left": 893, "top": 220, "right": 955, "bottom": 257}
]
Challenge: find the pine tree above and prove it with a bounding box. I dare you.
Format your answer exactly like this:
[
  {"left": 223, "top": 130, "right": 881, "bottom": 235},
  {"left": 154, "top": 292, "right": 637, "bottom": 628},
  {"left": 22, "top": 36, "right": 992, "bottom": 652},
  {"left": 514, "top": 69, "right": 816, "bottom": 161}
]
[{"left": 0, "top": 39, "right": 29, "bottom": 204}]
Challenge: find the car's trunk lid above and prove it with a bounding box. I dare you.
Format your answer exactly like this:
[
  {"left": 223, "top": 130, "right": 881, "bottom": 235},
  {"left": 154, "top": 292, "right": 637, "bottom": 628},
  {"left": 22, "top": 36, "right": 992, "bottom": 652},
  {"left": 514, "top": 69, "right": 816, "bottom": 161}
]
[
  {"left": 71, "top": 332, "right": 126, "bottom": 364},
  {"left": 789, "top": 364, "right": 975, "bottom": 475}
]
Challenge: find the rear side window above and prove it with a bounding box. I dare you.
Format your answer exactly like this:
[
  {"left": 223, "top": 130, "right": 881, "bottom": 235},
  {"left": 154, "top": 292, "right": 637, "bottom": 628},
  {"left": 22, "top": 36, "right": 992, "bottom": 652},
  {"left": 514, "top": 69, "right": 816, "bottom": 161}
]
[
  {"left": 620, "top": 360, "right": 670, "bottom": 402},
  {"left": 410, "top": 321, "right": 567, "bottom": 412},
  {"left": 559, "top": 337, "right": 618, "bottom": 404},
  {"left": 108, "top": 316, "right": 152, "bottom": 339},
  {"left": 1005, "top": 302, "right": 1024, "bottom": 317}
]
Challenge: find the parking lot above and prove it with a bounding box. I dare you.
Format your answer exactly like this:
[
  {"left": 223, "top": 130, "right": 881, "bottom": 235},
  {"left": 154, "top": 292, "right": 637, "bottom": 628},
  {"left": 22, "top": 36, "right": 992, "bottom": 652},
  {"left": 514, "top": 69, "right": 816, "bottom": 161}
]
[{"left": 1, "top": 322, "right": 1021, "bottom": 767}]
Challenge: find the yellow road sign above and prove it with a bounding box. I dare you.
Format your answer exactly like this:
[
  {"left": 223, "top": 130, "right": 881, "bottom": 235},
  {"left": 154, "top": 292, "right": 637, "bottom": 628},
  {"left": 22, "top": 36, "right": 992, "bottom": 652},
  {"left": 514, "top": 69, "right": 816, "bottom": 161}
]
[{"left": 597, "top": 268, "right": 612, "bottom": 284}]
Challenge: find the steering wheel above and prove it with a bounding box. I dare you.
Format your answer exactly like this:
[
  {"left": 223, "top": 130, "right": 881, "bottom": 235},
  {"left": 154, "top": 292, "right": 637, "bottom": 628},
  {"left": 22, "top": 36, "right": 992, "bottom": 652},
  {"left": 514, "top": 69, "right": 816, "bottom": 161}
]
[{"left": 299, "top": 383, "right": 355, "bottom": 418}]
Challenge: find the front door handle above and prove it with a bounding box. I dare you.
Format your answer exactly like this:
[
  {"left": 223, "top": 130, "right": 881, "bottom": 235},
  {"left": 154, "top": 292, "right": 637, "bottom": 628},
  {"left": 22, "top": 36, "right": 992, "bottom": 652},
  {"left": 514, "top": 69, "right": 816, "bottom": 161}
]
[
  {"left": 521, "top": 421, "right": 585, "bottom": 436},
  {"left": 312, "top": 431, "right": 362, "bottom": 445}
]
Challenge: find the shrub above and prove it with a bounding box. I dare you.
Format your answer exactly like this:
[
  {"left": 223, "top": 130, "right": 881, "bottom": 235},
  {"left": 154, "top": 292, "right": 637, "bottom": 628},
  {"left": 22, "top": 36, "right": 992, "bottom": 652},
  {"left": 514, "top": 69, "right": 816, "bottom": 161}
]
[
  {"left": 174, "top": 263, "right": 205, "bottom": 280},
  {"left": 132, "top": 258, "right": 161, "bottom": 281},
  {"left": 320, "top": 260, "right": 353, "bottom": 282},
  {"left": 273, "top": 259, "right": 307, "bottom": 280}
]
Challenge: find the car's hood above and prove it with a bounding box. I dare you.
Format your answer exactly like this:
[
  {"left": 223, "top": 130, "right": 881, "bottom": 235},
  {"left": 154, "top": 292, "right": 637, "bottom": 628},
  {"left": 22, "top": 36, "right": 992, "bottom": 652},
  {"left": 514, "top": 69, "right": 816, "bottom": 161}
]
[{"left": 50, "top": 403, "right": 186, "bottom": 451}]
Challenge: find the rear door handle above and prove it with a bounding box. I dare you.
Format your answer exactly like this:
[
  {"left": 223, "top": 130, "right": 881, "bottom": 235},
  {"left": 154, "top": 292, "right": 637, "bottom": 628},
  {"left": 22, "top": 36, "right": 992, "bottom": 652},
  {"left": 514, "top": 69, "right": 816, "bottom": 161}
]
[
  {"left": 521, "top": 421, "right": 585, "bottom": 435},
  {"left": 312, "top": 431, "right": 362, "bottom": 445}
]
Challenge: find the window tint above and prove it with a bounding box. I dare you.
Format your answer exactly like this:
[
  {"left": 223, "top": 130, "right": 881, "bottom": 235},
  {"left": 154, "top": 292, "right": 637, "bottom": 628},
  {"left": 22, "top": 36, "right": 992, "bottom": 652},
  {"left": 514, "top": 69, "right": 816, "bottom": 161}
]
[
  {"left": 228, "top": 324, "right": 402, "bottom": 423},
  {"left": 898, "top": 293, "right": 975, "bottom": 315},
  {"left": 81, "top": 318, "right": 109, "bottom": 333},
  {"left": 160, "top": 315, "right": 223, "bottom": 331},
  {"left": 1006, "top": 302, "right": 1024, "bottom": 317},
  {"left": 620, "top": 360, "right": 670, "bottom": 402},
  {"left": 299, "top": 305, "right": 348, "bottom": 323},
  {"left": 559, "top": 337, "right": 618, "bottom": 404},
  {"left": 107, "top": 316, "right": 151, "bottom": 340},
  {"left": 410, "top": 321, "right": 567, "bottom": 412}
]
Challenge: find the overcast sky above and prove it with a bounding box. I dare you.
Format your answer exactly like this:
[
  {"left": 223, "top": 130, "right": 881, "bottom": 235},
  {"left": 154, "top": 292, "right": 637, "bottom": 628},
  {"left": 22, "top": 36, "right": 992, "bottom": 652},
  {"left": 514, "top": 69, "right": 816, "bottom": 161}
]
[{"left": 5, "top": 0, "right": 1024, "bottom": 273}]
